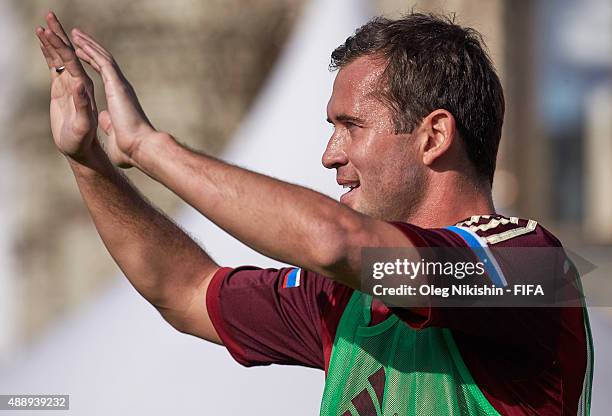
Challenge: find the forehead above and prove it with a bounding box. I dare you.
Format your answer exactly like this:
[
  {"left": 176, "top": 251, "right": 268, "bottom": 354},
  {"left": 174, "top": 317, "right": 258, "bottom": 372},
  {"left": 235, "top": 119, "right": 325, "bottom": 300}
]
[{"left": 327, "top": 56, "right": 386, "bottom": 118}]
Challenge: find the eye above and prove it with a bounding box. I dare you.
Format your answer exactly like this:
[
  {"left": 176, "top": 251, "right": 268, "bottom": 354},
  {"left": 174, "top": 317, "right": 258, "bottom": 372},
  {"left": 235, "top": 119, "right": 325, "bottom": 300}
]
[{"left": 345, "top": 121, "right": 361, "bottom": 130}]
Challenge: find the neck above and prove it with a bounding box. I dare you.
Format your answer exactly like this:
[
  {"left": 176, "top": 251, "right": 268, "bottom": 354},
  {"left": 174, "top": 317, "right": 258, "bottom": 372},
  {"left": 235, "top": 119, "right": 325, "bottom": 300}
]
[{"left": 404, "top": 175, "right": 495, "bottom": 228}]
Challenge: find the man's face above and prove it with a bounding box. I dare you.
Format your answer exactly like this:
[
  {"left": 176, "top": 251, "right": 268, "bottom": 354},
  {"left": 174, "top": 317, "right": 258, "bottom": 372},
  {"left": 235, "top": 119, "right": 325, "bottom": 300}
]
[{"left": 323, "top": 56, "right": 427, "bottom": 221}]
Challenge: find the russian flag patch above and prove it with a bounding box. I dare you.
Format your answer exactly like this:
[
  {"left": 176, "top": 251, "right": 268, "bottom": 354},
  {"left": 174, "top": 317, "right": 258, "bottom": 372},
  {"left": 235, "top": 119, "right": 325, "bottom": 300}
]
[{"left": 282, "top": 268, "right": 302, "bottom": 288}]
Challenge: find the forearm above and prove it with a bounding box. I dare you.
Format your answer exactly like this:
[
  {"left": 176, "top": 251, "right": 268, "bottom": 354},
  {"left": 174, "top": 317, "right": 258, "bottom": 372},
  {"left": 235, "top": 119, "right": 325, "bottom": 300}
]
[
  {"left": 131, "top": 133, "right": 395, "bottom": 286},
  {"left": 65, "top": 29, "right": 405, "bottom": 286},
  {"left": 67, "top": 138, "right": 218, "bottom": 311}
]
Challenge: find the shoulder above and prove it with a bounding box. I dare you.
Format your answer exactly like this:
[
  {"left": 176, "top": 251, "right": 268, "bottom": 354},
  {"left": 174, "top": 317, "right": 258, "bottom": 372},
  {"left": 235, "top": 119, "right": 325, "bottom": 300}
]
[
  {"left": 453, "top": 214, "right": 562, "bottom": 247},
  {"left": 215, "top": 265, "right": 353, "bottom": 318},
  {"left": 393, "top": 215, "right": 562, "bottom": 248}
]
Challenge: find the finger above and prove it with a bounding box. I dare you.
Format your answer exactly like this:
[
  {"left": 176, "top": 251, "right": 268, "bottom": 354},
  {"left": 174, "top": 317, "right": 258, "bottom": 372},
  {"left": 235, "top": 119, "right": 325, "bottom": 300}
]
[
  {"left": 38, "top": 40, "right": 55, "bottom": 69},
  {"left": 73, "top": 30, "right": 152, "bottom": 134},
  {"left": 72, "top": 82, "right": 93, "bottom": 136},
  {"left": 72, "top": 31, "right": 115, "bottom": 70},
  {"left": 38, "top": 44, "right": 60, "bottom": 81},
  {"left": 73, "top": 82, "right": 88, "bottom": 111},
  {"left": 98, "top": 110, "right": 114, "bottom": 136},
  {"left": 45, "top": 11, "right": 73, "bottom": 47},
  {"left": 72, "top": 30, "right": 128, "bottom": 83},
  {"left": 68, "top": 47, "right": 98, "bottom": 114},
  {"left": 36, "top": 27, "right": 63, "bottom": 76},
  {"left": 72, "top": 28, "right": 113, "bottom": 60},
  {"left": 75, "top": 45, "right": 122, "bottom": 118},
  {"left": 75, "top": 47, "right": 101, "bottom": 73},
  {"left": 36, "top": 28, "right": 54, "bottom": 63},
  {"left": 44, "top": 28, "right": 86, "bottom": 78},
  {"left": 73, "top": 40, "right": 121, "bottom": 85}
]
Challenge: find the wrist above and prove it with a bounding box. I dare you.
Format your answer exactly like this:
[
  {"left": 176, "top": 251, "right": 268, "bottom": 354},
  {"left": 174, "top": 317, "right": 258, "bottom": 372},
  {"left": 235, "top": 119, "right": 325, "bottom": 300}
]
[
  {"left": 130, "top": 131, "right": 177, "bottom": 173},
  {"left": 65, "top": 137, "right": 105, "bottom": 167},
  {"left": 65, "top": 137, "right": 119, "bottom": 179}
]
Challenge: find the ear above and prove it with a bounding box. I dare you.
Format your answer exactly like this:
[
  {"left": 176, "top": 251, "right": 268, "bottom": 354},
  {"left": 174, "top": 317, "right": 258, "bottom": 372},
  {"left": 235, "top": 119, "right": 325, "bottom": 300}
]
[{"left": 419, "top": 109, "right": 457, "bottom": 167}]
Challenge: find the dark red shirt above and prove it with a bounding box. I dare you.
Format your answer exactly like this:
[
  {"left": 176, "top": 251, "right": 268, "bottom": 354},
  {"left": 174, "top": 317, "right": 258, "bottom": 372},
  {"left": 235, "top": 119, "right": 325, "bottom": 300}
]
[{"left": 206, "top": 215, "right": 589, "bottom": 415}]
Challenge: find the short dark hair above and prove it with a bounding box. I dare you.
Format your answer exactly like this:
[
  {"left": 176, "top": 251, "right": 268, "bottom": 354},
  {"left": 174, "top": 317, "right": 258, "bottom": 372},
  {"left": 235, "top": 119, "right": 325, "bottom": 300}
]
[{"left": 330, "top": 13, "right": 505, "bottom": 185}]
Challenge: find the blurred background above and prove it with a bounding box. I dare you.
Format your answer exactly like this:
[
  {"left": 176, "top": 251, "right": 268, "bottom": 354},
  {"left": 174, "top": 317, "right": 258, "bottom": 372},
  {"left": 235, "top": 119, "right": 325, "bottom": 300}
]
[{"left": 0, "top": 0, "right": 610, "bottom": 414}]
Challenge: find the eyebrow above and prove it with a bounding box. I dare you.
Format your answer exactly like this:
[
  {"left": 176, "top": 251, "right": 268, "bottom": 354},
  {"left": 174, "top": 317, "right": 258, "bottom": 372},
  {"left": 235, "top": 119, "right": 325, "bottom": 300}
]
[{"left": 326, "top": 113, "right": 366, "bottom": 125}]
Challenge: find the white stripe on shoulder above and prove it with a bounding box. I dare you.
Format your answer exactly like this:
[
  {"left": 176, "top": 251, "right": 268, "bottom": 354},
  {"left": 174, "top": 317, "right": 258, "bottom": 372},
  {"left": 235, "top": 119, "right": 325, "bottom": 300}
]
[{"left": 484, "top": 219, "right": 538, "bottom": 245}]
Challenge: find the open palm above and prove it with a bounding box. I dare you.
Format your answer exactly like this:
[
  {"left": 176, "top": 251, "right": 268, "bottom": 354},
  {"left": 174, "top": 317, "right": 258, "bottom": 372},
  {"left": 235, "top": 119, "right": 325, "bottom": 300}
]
[
  {"left": 71, "top": 28, "right": 156, "bottom": 168},
  {"left": 37, "top": 12, "right": 97, "bottom": 160},
  {"left": 50, "top": 70, "right": 96, "bottom": 154}
]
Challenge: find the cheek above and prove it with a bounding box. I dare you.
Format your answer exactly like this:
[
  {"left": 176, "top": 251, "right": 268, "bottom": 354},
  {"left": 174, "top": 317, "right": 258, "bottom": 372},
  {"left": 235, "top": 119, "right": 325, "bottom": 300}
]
[
  {"left": 352, "top": 131, "right": 391, "bottom": 167},
  {"left": 365, "top": 136, "right": 404, "bottom": 172},
  {"left": 369, "top": 141, "right": 421, "bottom": 189}
]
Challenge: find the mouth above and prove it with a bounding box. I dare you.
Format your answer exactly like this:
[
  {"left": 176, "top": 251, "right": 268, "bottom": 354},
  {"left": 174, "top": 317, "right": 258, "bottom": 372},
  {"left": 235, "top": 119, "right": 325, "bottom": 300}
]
[
  {"left": 338, "top": 180, "right": 360, "bottom": 203},
  {"left": 341, "top": 183, "right": 360, "bottom": 193}
]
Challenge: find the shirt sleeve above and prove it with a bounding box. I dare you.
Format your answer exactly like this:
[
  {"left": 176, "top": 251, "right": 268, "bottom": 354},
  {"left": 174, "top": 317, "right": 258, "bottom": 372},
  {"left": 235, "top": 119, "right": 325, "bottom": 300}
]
[{"left": 205, "top": 265, "right": 338, "bottom": 369}]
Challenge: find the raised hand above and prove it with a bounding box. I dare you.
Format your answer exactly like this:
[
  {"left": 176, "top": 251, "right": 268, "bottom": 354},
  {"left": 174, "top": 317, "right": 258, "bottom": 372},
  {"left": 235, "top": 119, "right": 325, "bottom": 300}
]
[
  {"left": 71, "top": 28, "right": 157, "bottom": 168},
  {"left": 36, "top": 12, "right": 97, "bottom": 161}
]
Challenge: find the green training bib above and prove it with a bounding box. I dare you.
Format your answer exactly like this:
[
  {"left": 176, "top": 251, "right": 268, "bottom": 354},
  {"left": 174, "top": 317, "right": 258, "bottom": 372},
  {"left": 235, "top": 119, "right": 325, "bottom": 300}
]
[
  {"left": 321, "top": 291, "right": 500, "bottom": 416},
  {"left": 320, "top": 291, "right": 593, "bottom": 416}
]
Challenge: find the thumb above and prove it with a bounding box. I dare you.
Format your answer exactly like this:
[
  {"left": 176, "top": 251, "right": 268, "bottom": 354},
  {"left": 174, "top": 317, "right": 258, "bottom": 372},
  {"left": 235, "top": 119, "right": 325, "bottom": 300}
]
[
  {"left": 73, "top": 82, "right": 90, "bottom": 113},
  {"left": 72, "top": 82, "right": 92, "bottom": 135},
  {"left": 98, "top": 110, "right": 114, "bottom": 136}
]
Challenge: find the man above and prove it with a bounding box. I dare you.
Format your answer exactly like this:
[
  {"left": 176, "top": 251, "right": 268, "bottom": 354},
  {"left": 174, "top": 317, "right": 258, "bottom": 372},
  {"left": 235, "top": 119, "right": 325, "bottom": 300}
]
[{"left": 36, "top": 10, "right": 592, "bottom": 415}]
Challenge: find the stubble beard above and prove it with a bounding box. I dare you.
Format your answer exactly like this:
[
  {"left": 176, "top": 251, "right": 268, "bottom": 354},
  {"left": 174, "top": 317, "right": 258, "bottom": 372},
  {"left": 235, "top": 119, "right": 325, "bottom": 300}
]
[{"left": 357, "top": 165, "right": 429, "bottom": 223}]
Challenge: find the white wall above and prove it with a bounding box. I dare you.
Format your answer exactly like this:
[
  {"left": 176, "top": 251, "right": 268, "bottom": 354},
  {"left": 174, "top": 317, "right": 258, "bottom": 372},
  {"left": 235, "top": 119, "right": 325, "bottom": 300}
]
[{"left": 0, "top": 0, "right": 22, "bottom": 365}]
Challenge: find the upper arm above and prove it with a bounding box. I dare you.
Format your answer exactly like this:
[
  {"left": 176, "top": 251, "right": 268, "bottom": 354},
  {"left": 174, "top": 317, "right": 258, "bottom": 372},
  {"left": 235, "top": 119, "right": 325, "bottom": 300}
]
[
  {"left": 155, "top": 266, "right": 224, "bottom": 344},
  {"left": 158, "top": 218, "right": 405, "bottom": 347},
  {"left": 323, "top": 216, "right": 416, "bottom": 288},
  {"left": 203, "top": 266, "right": 333, "bottom": 368}
]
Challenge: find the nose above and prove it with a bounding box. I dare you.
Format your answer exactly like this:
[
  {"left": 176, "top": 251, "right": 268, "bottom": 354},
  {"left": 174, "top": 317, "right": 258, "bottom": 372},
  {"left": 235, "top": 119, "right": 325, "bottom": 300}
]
[{"left": 322, "top": 132, "right": 348, "bottom": 170}]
